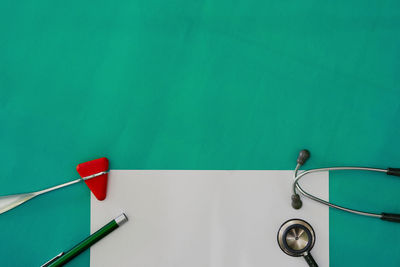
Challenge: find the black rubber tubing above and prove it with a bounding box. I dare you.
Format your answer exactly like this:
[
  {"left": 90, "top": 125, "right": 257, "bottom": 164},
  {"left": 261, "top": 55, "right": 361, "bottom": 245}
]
[
  {"left": 381, "top": 213, "right": 400, "bottom": 223},
  {"left": 303, "top": 253, "right": 318, "bottom": 267},
  {"left": 387, "top": 168, "right": 400, "bottom": 177}
]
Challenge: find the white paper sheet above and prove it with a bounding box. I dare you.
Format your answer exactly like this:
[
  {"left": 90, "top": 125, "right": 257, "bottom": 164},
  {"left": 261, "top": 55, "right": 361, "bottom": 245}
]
[{"left": 91, "top": 170, "right": 329, "bottom": 267}]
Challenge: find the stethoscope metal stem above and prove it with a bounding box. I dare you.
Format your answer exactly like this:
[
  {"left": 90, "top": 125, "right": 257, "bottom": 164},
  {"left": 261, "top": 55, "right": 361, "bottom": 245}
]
[{"left": 293, "top": 164, "right": 387, "bottom": 218}]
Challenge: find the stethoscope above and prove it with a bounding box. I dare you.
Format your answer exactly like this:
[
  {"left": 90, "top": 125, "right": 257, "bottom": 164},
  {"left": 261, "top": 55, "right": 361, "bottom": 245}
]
[
  {"left": 291, "top": 149, "right": 400, "bottom": 223},
  {"left": 277, "top": 149, "right": 400, "bottom": 266}
]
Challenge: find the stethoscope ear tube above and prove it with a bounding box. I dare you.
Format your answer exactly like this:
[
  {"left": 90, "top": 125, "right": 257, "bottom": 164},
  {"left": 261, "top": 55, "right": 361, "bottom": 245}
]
[{"left": 293, "top": 150, "right": 400, "bottom": 223}]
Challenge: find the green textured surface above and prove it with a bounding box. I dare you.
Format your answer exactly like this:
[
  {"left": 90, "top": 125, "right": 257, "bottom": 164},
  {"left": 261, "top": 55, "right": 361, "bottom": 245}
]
[{"left": 0, "top": 1, "right": 399, "bottom": 266}]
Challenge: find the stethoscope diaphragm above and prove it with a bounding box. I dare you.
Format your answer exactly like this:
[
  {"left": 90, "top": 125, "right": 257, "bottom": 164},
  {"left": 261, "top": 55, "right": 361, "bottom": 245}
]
[{"left": 277, "top": 218, "right": 318, "bottom": 267}]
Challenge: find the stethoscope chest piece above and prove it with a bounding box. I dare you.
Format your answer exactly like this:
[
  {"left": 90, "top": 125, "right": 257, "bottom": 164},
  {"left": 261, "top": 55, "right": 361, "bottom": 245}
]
[{"left": 277, "top": 219, "right": 318, "bottom": 267}]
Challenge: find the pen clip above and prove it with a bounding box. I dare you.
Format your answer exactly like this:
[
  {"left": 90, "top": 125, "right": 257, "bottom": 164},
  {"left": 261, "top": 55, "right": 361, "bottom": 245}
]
[{"left": 41, "top": 252, "right": 64, "bottom": 267}]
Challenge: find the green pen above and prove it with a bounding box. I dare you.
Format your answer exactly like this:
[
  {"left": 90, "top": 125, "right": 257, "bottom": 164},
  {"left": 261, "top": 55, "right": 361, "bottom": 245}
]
[{"left": 41, "top": 213, "right": 128, "bottom": 267}]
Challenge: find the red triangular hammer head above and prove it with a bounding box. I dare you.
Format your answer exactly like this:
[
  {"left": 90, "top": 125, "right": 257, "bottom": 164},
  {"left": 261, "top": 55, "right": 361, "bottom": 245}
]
[{"left": 76, "top": 157, "right": 109, "bottom": 201}]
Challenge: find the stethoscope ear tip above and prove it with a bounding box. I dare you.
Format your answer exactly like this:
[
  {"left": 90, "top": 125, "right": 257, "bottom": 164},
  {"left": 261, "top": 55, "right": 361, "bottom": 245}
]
[
  {"left": 297, "top": 150, "right": 310, "bottom": 165},
  {"left": 291, "top": 194, "right": 303, "bottom": 209}
]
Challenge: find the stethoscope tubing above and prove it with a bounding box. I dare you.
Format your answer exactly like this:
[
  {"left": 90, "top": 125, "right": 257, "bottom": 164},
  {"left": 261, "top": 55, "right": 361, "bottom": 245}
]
[{"left": 293, "top": 163, "right": 387, "bottom": 218}]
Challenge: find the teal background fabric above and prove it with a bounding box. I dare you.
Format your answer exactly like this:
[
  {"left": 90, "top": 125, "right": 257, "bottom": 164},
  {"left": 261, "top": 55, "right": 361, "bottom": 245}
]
[{"left": 1, "top": 1, "right": 399, "bottom": 266}]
